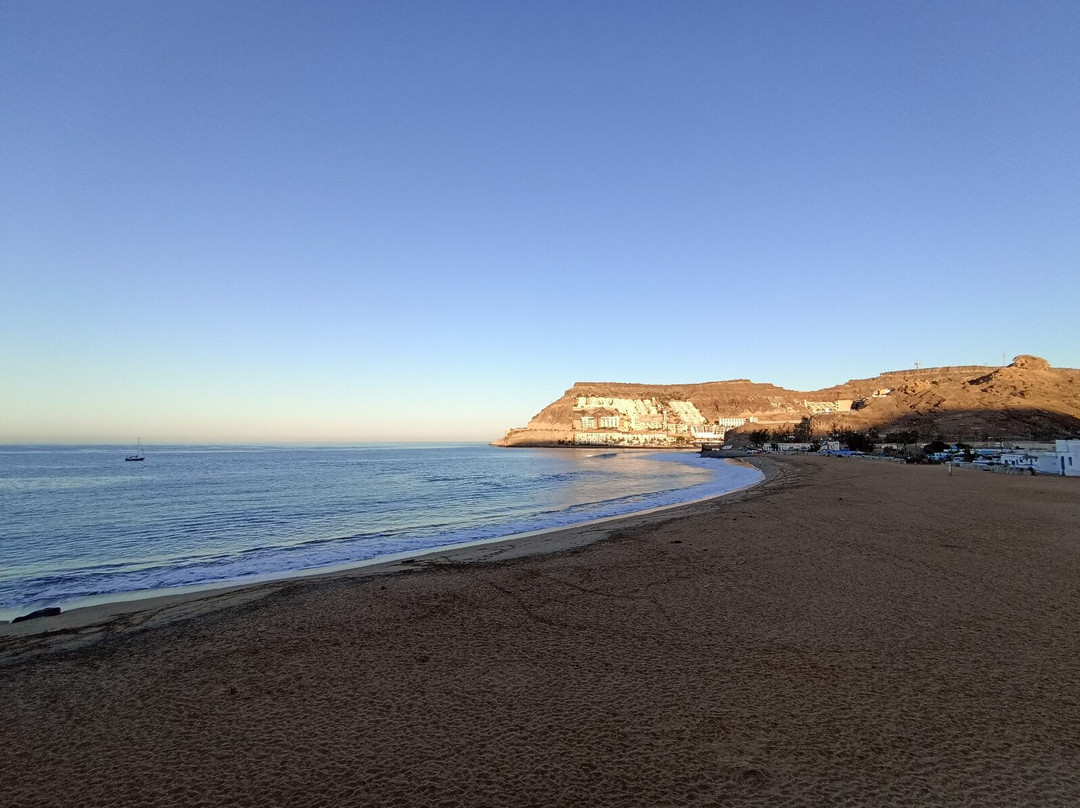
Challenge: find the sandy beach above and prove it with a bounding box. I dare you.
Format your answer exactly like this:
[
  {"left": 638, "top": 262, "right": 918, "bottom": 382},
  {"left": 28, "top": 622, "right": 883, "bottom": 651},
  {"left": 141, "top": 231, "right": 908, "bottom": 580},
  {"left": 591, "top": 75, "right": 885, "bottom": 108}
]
[{"left": 2, "top": 455, "right": 1079, "bottom": 807}]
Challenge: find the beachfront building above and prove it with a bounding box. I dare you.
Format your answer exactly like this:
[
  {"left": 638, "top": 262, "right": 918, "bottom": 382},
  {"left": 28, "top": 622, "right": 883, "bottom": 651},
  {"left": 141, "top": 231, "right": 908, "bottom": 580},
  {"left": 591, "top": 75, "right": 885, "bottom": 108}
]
[
  {"left": 692, "top": 425, "right": 725, "bottom": 440},
  {"left": 999, "top": 441, "right": 1080, "bottom": 476},
  {"left": 1057, "top": 440, "right": 1080, "bottom": 476},
  {"left": 767, "top": 442, "right": 814, "bottom": 453},
  {"left": 1001, "top": 452, "right": 1061, "bottom": 475},
  {"left": 572, "top": 432, "right": 676, "bottom": 446}
]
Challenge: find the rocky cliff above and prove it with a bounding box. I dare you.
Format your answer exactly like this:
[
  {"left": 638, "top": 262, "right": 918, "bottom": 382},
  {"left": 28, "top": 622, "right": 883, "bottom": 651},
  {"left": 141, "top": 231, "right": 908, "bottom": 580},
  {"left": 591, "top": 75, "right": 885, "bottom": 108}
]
[{"left": 494, "top": 356, "right": 1080, "bottom": 447}]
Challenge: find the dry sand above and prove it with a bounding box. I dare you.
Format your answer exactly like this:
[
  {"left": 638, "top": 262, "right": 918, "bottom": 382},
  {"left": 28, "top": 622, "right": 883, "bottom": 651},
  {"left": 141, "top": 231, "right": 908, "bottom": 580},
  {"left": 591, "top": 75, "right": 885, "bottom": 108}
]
[{"left": 2, "top": 455, "right": 1079, "bottom": 807}]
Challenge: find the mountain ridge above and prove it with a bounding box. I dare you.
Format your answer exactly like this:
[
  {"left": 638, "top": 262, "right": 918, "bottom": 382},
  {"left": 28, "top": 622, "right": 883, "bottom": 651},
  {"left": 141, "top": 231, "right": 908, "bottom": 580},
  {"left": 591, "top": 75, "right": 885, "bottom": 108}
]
[{"left": 494, "top": 355, "right": 1080, "bottom": 447}]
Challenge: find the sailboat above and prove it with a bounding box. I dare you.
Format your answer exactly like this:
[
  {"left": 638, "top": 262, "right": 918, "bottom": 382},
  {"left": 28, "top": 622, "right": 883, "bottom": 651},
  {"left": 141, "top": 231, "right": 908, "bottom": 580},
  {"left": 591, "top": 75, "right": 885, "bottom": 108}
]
[{"left": 125, "top": 438, "right": 145, "bottom": 462}]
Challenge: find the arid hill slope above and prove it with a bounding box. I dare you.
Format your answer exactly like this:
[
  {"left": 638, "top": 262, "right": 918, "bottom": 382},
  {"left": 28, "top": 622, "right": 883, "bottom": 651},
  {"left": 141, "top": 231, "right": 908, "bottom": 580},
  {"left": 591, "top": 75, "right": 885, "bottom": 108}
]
[{"left": 494, "top": 356, "right": 1080, "bottom": 447}]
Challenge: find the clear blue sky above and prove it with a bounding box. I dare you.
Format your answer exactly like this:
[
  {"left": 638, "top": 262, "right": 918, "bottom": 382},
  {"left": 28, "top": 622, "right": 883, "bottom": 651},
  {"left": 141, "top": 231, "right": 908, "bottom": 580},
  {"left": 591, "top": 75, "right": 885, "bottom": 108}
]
[{"left": 3, "top": 1, "right": 1078, "bottom": 443}]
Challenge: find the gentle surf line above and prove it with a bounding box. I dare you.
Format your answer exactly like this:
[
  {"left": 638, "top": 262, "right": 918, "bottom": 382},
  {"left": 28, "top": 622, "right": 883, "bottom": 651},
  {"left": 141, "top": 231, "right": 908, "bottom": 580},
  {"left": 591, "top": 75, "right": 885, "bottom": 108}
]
[{"left": 2, "top": 458, "right": 763, "bottom": 624}]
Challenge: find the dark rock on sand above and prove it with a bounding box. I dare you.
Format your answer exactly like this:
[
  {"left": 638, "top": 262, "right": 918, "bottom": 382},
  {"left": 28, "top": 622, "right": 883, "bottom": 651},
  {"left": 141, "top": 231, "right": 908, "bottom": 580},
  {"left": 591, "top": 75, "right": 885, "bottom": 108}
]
[{"left": 10, "top": 607, "right": 62, "bottom": 624}]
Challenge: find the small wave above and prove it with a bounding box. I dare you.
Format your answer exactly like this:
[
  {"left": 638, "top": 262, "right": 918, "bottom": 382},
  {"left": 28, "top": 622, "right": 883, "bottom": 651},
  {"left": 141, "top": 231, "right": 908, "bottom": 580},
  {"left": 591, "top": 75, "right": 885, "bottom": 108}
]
[{"left": 0, "top": 447, "right": 764, "bottom": 616}]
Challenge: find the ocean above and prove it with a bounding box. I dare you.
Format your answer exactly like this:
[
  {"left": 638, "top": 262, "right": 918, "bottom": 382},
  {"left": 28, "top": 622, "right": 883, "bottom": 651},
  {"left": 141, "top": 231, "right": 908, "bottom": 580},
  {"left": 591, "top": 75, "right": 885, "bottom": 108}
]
[{"left": 0, "top": 444, "right": 761, "bottom": 620}]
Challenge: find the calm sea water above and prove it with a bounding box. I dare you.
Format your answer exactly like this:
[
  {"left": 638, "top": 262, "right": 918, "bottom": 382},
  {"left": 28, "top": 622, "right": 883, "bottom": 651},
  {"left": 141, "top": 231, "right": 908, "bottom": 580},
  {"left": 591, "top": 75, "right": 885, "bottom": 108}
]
[{"left": 0, "top": 444, "right": 761, "bottom": 620}]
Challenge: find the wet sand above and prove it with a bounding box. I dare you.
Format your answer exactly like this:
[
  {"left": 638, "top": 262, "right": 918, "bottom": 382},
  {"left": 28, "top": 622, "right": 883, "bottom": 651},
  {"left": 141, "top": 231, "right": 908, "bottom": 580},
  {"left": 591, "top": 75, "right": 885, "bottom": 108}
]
[{"left": 2, "top": 455, "right": 1079, "bottom": 807}]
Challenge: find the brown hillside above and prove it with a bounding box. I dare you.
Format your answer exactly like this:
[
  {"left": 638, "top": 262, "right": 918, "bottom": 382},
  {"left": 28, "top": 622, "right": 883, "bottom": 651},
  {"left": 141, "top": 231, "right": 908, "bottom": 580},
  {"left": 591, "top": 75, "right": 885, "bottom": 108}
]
[{"left": 495, "top": 356, "right": 1080, "bottom": 446}]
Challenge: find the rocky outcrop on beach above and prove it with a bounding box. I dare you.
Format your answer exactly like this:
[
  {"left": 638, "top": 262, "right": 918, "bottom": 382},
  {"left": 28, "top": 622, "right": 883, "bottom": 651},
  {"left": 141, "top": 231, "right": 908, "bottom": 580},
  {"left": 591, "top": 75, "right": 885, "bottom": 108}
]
[
  {"left": 9, "top": 607, "right": 62, "bottom": 624},
  {"left": 494, "top": 355, "right": 1080, "bottom": 446}
]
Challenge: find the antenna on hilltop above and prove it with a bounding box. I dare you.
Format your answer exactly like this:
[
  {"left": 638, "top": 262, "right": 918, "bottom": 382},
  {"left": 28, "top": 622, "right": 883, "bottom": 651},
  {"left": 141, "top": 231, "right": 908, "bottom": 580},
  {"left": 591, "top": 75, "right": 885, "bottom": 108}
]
[{"left": 914, "top": 361, "right": 920, "bottom": 371}]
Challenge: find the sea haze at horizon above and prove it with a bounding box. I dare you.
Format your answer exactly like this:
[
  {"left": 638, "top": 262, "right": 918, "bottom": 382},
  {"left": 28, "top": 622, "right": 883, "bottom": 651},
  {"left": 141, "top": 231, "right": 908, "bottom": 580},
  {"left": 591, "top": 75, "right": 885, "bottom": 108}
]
[{"left": 0, "top": 444, "right": 761, "bottom": 620}]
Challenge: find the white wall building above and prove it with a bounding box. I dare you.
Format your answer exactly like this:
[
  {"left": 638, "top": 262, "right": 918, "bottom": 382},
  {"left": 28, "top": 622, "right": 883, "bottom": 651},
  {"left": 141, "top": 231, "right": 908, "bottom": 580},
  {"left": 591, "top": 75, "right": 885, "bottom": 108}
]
[
  {"left": 1057, "top": 440, "right": 1080, "bottom": 477},
  {"left": 1001, "top": 440, "right": 1080, "bottom": 476},
  {"left": 716, "top": 417, "right": 751, "bottom": 428},
  {"left": 1001, "top": 452, "right": 1061, "bottom": 475},
  {"left": 573, "top": 432, "right": 675, "bottom": 446}
]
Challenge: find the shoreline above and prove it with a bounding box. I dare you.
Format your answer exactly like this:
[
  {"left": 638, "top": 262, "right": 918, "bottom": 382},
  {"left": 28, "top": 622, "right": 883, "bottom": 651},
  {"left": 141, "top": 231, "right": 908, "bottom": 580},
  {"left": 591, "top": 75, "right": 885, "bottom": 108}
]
[
  {"left": 0, "top": 458, "right": 772, "bottom": 656},
  {"left": 0, "top": 449, "right": 756, "bottom": 627},
  {"left": 6, "top": 454, "right": 1077, "bottom": 806}
]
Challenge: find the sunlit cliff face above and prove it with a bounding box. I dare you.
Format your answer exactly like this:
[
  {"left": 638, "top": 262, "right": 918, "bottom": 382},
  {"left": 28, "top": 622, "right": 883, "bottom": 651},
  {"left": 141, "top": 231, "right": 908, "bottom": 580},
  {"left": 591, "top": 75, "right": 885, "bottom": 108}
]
[{"left": 497, "top": 357, "right": 1080, "bottom": 446}]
